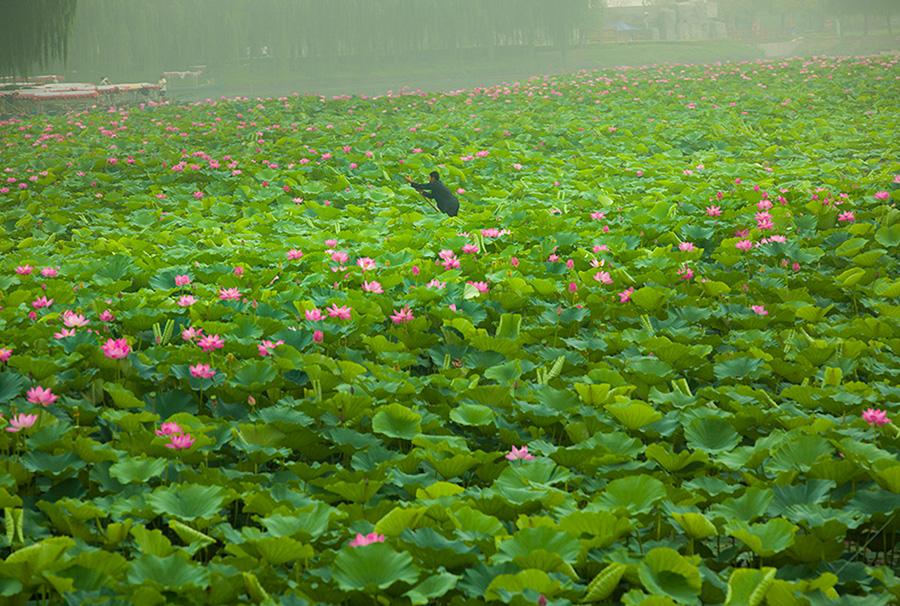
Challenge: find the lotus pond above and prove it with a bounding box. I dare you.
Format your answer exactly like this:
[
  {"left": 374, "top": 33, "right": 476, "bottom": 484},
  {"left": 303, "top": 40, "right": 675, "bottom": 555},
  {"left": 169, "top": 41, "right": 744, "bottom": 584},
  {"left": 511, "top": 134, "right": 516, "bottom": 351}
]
[{"left": 0, "top": 55, "right": 899, "bottom": 605}]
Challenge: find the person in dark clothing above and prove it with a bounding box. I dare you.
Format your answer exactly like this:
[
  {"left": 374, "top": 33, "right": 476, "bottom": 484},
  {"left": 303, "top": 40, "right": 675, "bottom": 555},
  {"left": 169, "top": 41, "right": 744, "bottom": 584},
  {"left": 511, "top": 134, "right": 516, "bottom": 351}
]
[{"left": 406, "top": 171, "right": 459, "bottom": 217}]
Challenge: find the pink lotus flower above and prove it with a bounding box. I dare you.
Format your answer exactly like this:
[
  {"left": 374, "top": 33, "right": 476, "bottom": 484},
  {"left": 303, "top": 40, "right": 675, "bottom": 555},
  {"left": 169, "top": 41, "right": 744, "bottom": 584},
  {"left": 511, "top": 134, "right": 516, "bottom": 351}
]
[
  {"left": 548, "top": 254, "right": 559, "bottom": 263},
  {"left": 591, "top": 211, "right": 606, "bottom": 220},
  {"left": 735, "top": 240, "right": 753, "bottom": 251},
  {"left": 357, "top": 257, "right": 376, "bottom": 271},
  {"left": 182, "top": 326, "right": 203, "bottom": 341},
  {"left": 411, "top": 265, "right": 420, "bottom": 276},
  {"left": 174, "top": 274, "right": 191, "bottom": 287},
  {"left": 62, "top": 310, "right": 89, "bottom": 328},
  {"left": 505, "top": 445, "right": 535, "bottom": 461},
  {"left": 197, "top": 334, "right": 224, "bottom": 352},
  {"left": 327, "top": 304, "right": 352, "bottom": 320},
  {"left": 678, "top": 266, "right": 694, "bottom": 281},
  {"left": 390, "top": 306, "right": 414, "bottom": 324},
  {"left": 27, "top": 386, "right": 57, "bottom": 406},
  {"left": 618, "top": 287, "right": 634, "bottom": 303},
  {"left": 862, "top": 408, "right": 890, "bottom": 426},
  {"left": 361, "top": 280, "right": 383, "bottom": 294},
  {"left": 313, "top": 330, "right": 324, "bottom": 343},
  {"left": 99, "top": 309, "right": 115, "bottom": 322},
  {"left": 349, "top": 532, "right": 385, "bottom": 548},
  {"left": 155, "top": 422, "right": 182, "bottom": 436},
  {"left": 427, "top": 279, "right": 446, "bottom": 290},
  {"left": 177, "top": 295, "right": 196, "bottom": 307},
  {"left": 0, "top": 348, "right": 11, "bottom": 363},
  {"left": 481, "top": 228, "right": 501, "bottom": 238},
  {"left": 54, "top": 328, "right": 76, "bottom": 339},
  {"left": 757, "top": 218, "right": 774, "bottom": 230},
  {"left": 102, "top": 338, "right": 131, "bottom": 359},
  {"left": 467, "top": 281, "right": 489, "bottom": 293},
  {"left": 189, "top": 363, "right": 216, "bottom": 378},
  {"left": 838, "top": 211, "right": 855, "bottom": 223},
  {"left": 706, "top": 206, "right": 722, "bottom": 217},
  {"left": 679, "top": 242, "right": 694, "bottom": 252},
  {"left": 757, "top": 199, "right": 773, "bottom": 211},
  {"left": 751, "top": 305, "right": 768, "bottom": 316},
  {"left": 166, "top": 433, "right": 195, "bottom": 450},
  {"left": 461, "top": 244, "right": 479, "bottom": 255},
  {"left": 325, "top": 239, "right": 338, "bottom": 248},
  {"left": 15, "top": 265, "right": 33, "bottom": 275},
  {"left": 331, "top": 251, "right": 349, "bottom": 264},
  {"left": 40, "top": 267, "right": 58, "bottom": 278},
  {"left": 568, "top": 282, "right": 578, "bottom": 293},
  {"left": 6, "top": 413, "right": 38, "bottom": 433},
  {"left": 233, "top": 266, "right": 244, "bottom": 277},
  {"left": 258, "top": 339, "right": 284, "bottom": 357},
  {"left": 287, "top": 249, "right": 304, "bottom": 260},
  {"left": 874, "top": 191, "right": 890, "bottom": 201},
  {"left": 219, "top": 287, "right": 241, "bottom": 301},
  {"left": 593, "top": 271, "right": 613, "bottom": 285},
  {"left": 193, "top": 191, "right": 204, "bottom": 200},
  {"left": 305, "top": 308, "right": 324, "bottom": 321},
  {"left": 32, "top": 296, "right": 53, "bottom": 309},
  {"left": 510, "top": 256, "right": 520, "bottom": 267}
]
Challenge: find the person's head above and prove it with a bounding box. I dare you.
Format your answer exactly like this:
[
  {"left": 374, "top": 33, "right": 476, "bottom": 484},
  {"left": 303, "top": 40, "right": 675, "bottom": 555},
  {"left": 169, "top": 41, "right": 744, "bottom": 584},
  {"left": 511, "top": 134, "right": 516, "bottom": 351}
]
[{"left": 429, "top": 171, "right": 440, "bottom": 183}]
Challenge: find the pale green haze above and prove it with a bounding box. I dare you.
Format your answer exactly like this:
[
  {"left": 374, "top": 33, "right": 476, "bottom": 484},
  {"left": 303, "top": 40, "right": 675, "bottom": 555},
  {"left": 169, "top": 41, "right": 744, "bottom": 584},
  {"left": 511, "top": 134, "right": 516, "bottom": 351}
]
[{"left": 2, "top": 0, "right": 897, "bottom": 98}]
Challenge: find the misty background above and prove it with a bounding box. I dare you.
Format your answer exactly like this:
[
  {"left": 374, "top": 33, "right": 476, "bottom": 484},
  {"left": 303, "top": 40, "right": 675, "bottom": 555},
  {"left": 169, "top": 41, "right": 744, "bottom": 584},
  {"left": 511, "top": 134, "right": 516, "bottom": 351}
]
[{"left": 2, "top": 0, "right": 898, "bottom": 99}]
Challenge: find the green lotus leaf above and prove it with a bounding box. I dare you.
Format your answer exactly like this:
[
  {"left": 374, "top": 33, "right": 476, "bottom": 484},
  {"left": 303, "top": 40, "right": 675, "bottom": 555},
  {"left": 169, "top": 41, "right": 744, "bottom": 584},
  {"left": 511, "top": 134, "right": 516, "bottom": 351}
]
[
  {"left": 127, "top": 554, "right": 210, "bottom": 590},
  {"left": 726, "top": 519, "right": 797, "bottom": 557},
  {"left": 449, "top": 403, "right": 494, "bottom": 426},
  {"left": 485, "top": 569, "right": 562, "bottom": 601},
  {"left": 231, "top": 361, "right": 278, "bottom": 390},
  {"left": 332, "top": 543, "right": 420, "bottom": 591},
  {"left": 637, "top": 547, "right": 702, "bottom": 604},
  {"left": 109, "top": 457, "right": 167, "bottom": 484},
  {"left": 606, "top": 400, "right": 662, "bottom": 430},
  {"left": 710, "top": 487, "right": 774, "bottom": 523},
  {"left": 253, "top": 536, "right": 314, "bottom": 565},
  {"left": 0, "top": 371, "right": 27, "bottom": 404},
  {"left": 672, "top": 512, "right": 717, "bottom": 540},
  {"left": 584, "top": 562, "right": 627, "bottom": 602},
  {"left": 372, "top": 403, "right": 422, "bottom": 440},
  {"left": 494, "top": 526, "right": 580, "bottom": 565},
  {"left": 684, "top": 417, "right": 741, "bottom": 453},
  {"left": 599, "top": 475, "right": 666, "bottom": 515},
  {"left": 725, "top": 567, "right": 776, "bottom": 606},
  {"left": 146, "top": 484, "right": 226, "bottom": 521},
  {"left": 404, "top": 570, "right": 459, "bottom": 605}
]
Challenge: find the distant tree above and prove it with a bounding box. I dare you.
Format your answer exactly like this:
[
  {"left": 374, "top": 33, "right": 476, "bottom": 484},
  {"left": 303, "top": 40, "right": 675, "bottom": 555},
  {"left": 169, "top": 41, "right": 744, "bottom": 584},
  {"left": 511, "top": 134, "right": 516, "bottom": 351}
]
[{"left": 0, "top": 0, "right": 78, "bottom": 76}]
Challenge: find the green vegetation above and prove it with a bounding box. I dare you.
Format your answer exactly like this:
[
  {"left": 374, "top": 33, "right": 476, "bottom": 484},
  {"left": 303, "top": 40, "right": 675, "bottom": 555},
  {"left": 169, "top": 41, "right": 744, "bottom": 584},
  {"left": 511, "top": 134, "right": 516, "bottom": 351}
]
[{"left": 0, "top": 55, "right": 898, "bottom": 605}]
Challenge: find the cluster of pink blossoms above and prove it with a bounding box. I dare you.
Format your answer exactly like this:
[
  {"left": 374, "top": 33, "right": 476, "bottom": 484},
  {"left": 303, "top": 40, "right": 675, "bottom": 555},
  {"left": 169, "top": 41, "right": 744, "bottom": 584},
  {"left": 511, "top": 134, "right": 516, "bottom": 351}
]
[{"left": 156, "top": 422, "right": 195, "bottom": 450}]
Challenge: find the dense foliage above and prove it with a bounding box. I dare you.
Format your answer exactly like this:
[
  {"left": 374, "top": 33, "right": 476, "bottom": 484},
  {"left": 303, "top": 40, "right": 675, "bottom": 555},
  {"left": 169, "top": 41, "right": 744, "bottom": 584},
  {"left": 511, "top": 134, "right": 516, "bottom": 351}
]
[
  {"left": 51, "top": 0, "right": 593, "bottom": 80},
  {"left": 0, "top": 0, "right": 77, "bottom": 76},
  {"left": 0, "top": 55, "right": 898, "bottom": 605}
]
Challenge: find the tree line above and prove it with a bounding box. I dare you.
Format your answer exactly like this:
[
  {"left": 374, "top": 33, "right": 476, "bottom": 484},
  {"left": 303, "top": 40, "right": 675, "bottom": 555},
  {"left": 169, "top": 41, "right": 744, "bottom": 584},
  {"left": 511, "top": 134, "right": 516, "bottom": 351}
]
[{"left": 4, "top": 0, "right": 595, "bottom": 78}]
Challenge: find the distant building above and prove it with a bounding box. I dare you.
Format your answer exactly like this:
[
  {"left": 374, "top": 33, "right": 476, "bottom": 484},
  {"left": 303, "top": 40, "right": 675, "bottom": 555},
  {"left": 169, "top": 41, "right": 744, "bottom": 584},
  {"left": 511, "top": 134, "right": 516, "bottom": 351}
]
[{"left": 591, "top": 1, "right": 727, "bottom": 43}]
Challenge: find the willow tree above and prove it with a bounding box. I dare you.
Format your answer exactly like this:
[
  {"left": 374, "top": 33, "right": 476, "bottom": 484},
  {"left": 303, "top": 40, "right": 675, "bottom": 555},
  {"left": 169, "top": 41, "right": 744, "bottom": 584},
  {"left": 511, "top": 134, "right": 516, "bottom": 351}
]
[{"left": 0, "top": 0, "right": 78, "bottom": 76}]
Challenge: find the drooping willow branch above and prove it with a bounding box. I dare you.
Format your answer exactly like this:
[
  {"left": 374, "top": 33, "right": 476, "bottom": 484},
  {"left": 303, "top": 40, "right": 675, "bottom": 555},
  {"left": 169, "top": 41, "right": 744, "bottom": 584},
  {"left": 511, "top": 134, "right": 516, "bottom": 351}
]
[{"left": 0, "top": 0, "right": 78, "bottom": 76}]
